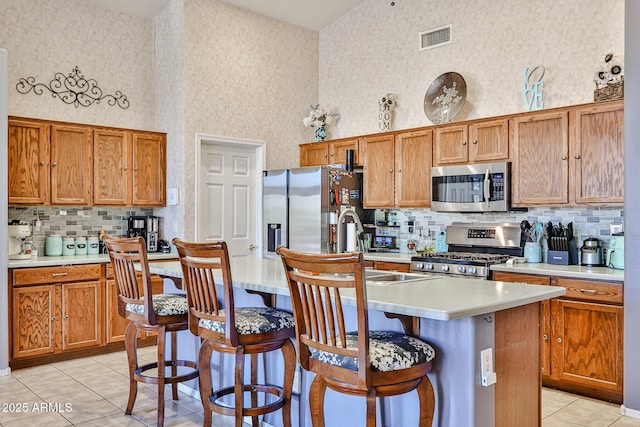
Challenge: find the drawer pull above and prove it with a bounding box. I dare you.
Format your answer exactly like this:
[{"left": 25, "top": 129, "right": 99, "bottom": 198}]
[
  {"left": 543, "top": 334, "right": 548, "bottom": 340},
  {"left": 51, "top": 272, "right": 68, "bottom": 277},
  {"left": 557, "top": 338, "right": 562, "bottom": 343},
  {"left": 579, "top": 289, "right": 598, "bottom": 295}
]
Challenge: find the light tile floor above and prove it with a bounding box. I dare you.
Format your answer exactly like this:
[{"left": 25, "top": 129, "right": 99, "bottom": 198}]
[{"left": 1, "top": 346, "right": 639, "bottom": 426}]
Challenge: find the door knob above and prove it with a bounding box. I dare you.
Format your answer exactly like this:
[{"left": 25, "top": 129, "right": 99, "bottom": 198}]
[{"left": 248, "top": 244, "right": 257, "bottom": 251}]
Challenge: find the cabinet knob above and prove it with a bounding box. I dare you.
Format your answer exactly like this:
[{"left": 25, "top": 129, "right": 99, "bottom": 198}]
[
  {"left": 557, "top": 337, "right": 562, "bottom": 343},
  {"left": 389, "top": 169, "right": 393, "bottom": 173},
  {"left": 123, "top": 166, "right": 128, "bottom": 171},
  {"left": 462, "top": 141, "right": 467, "bottom": 145},
  {"left": 472, "top": 140, "right": 478, "bottom": 145},
  {"left": 63, "top": 315, "right": 69, "bottom": 320},
  {"left": 51, "top": 316, "right": 56, "bottom": 321},
  {"left": 574, "top": 155, "right": 581, "bottom": 159},
  {"left": 52, "top": 162, "right": 57, "bottom": 167},
  {"left": 561, "top": 156, "right": 567, "bottom": 160},
  {"left": 40, "top": 161, "right": 45, "bottom": 166},
  {"left": 330, "top": 153, "right": 335, "bottom": 157},
  {"left": 323, "top": 153, "right": 327, "bottom": 157},
  {"left": 543, "top": 334, "right": 548, "bottom": 340},
  {"left": 397, "top": 169, "right": 401, "bottom": 173},
  {"left": 134, "top": 167, "right": 138, "bottom": 171}
]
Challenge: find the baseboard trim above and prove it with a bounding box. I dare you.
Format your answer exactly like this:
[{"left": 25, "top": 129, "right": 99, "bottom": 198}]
[
  {"left": 178, "top": 383, "right": 199, "bottom": 399},
  {"left": 621, "top": 405, "right": 640, "bottom": 419},
  {"left": 0, "top": 367, "right": 11, "bottom": 376}
]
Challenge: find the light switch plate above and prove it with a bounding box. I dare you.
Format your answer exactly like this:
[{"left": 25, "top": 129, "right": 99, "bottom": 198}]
[{"left": 167, "top": 188, "right": 179, "bottom": 206}]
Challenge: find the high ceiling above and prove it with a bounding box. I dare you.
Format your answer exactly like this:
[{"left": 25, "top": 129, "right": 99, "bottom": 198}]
[{"left": 89, "top": 0, "right": 364, "bottom": 31}]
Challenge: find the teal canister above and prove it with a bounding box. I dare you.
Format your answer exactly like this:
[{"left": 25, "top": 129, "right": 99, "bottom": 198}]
[
  {"left": 62, "top": 238, "right": 75, "bottom": 256},
  {"left": 524, "top": 241, "right": 542, "bottom": 263},
  {"left": 87, "top": 237, "right": 99, "bottom": 255},
  {"left": 45, "top": 235, "right": 63, "bottom": 256},
  {"left": 75, "top": 237, "right": 87, "bottom": 255}
]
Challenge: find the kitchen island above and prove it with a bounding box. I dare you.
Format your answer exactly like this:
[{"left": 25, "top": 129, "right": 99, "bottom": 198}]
[{"left": 149, "top": 256, "right": 565, "bottom": 427}]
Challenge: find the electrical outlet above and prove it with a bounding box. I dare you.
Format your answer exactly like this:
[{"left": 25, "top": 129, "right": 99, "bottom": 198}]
[
  {"left": 59, "top": 210, "right": 67, "bottom": 216},
  {"left": 292, "top": 365, "right": 301, "bottom": 394},
  {"left": 480, "top": 348, "right": 497, "bottom": 386}
]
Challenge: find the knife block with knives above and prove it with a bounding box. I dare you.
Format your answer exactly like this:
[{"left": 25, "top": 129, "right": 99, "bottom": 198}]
[{"left": 545, "top": 221, "right": 579, "bottom": 265}]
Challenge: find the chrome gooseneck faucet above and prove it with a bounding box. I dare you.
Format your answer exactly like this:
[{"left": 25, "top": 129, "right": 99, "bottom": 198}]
[{"left": 336, "top": 207, "right": 364, "bottom": 253}]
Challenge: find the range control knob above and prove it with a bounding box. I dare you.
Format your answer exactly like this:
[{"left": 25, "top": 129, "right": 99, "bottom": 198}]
[
  {"left": 468, "top": 267, "right": 478, "bottom": 275},
  {"left": 441, "top": 265, "right": 449, "bottom": 272},
  {"left": 425, "top": 263, "right": 434, "bottom": 271},
  {"left": 415, "top": 262, "right": 424, "bottom": 269},
  {"left": 457, "top": 266, "right": 466, "bottom": 274}
]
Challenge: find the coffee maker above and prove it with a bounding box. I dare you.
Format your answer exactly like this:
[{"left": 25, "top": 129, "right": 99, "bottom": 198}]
[
  {"left": 8, "top": 222, "right": 32, "bottom": 260},
  {"left": 127, "top": 215, "right": 159, "bottom": 252}
]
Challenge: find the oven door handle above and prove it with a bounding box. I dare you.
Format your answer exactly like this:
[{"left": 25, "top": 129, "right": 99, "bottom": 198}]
[{"left": 483, "top": 168, "right": 491, "bottom": 207}]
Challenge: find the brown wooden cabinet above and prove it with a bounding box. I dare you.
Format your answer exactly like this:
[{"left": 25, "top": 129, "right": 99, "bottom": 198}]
[
  {"left": 94, "top": 130, "right": 166, "bottom": 206},
  {"left": 9, "top": 116, "right": 166, "bottom": 207},
  {"left": 50, "top": 125, "right": 93, "bottom": 205},
  {"left": 493, "top": 271, "right": 623, "bottom": 403},
  {"left": 11, "top": 264, "right": 103, "bottom": 359},
  {"left": 433, "top": 118, "right": 508, "bottom": 166},
  {"left": 299, "top": 137, "right": 359, "bottom": 167},
  {"left": 362, "top": 130, "right": 432, "bottom": 208},
  {"left": 570, "top": 101, "right": 624, "bottom": 204},
  {"left": 511, "top": 100, "right": 623, "bottom": 207},
  {"left": 372, "top": 261, "right": 410, "bottom": 273},
  {"left": 8, "top": 119, "right": 50, "bottom": 204}
]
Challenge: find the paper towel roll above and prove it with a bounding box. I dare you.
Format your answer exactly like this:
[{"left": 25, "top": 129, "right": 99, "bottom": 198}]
[{"left": 346, "top": 223, "right": 357, "bottom": 252}]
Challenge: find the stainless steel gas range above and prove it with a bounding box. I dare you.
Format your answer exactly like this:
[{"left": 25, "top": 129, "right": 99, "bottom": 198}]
[{"left": 410, "top": 223, "right": 524, "bottom": 279}]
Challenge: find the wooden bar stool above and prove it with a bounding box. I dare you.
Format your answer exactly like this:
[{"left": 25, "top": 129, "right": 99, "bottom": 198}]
[
  {"left": 173, "top": 239, "right": 296, "bottom": 427},
  {"left": 277, "top": 247, "right": 437, "bottom": 427},
  {"left": 105, "top": 236, "right": 199, "bottom": 427}
]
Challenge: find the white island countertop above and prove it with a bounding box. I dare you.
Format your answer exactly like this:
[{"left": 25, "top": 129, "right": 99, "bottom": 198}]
[{"left": 149, "top": 256, "right": 565, "bottom": 321}]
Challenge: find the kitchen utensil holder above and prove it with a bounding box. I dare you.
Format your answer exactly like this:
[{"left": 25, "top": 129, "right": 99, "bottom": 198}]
[{"left": 547, "top": 239, "right": 578, "bottom": 265}]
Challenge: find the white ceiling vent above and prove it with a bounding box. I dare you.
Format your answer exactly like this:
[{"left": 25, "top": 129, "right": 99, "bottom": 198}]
[{"left": 419, "top": 24, "right": 452, "bottom": 51}]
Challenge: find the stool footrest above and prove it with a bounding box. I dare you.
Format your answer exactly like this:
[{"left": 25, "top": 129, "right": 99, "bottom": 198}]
[
  {"left": 209, "top": 384, "right": 285, "bottom": 417},
  {"left": 134, "top": 359, "right": 199, "bottom": 385}
]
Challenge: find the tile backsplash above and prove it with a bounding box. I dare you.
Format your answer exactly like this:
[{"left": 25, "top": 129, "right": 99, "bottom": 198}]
[
  {"left": 387, "top": 206, "right": 624, "bottom": 253},
  {"left": 8, "top": 206, "right": 156, "bottom": 254}
]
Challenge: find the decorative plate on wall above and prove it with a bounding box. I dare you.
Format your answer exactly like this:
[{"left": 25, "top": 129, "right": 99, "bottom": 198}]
[{"left": 423, "top": 72, "right": 466, "bottom": 124}]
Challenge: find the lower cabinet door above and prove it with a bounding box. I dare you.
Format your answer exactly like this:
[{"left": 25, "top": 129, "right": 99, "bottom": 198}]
[
  {"left": 13, "top": 285, "right": 61, "bottom": 358},
  {"left": 62, "top": 281, "right": 103, "bottom": 350},
  {"left": 551, "top": 299, "right": 623, "bottom": 393}
]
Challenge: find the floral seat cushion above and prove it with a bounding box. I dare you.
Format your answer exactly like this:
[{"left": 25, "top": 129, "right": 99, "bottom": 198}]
[
  {"left": 309, "top": 331, "right": 435, "bottom": 372},
  {"left": 199, "top": 307, "right": 295, "bottom": 335},
  {"left": 125, "top": 293, "right": 188, "bottom": 316}
]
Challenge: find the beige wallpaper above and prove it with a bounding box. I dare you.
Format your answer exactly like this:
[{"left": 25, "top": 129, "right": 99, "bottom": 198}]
[
  {"left": 319, "top": 0, "right": 625, "bottom": 138},
  {"left": 0, "top": 0, "right": 155, "bottom": 129},
  {"left": 175, "top": 0, "right": 319, "bottom": 239}
]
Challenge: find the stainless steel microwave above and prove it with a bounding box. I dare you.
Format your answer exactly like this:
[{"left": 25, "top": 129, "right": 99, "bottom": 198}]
[{"left": 431, "top": 162, "right": 510, "bottom": 212}]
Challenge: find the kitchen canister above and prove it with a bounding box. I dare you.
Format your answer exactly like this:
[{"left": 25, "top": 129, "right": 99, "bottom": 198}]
[
  {"left": 524, "top": 241, "right": 542, "bottom": 263},
  {"left": 75, "top": 237, "right": 87, "bottom": 255},
  {"left": 45, "top": 235, "right": 63, "bottom": 256},
  {"left": 87, "top": 237, "right": 100, "bottom": 255},
  {"left": 62, "top": 238, "right": 76, "bottom": 256}
]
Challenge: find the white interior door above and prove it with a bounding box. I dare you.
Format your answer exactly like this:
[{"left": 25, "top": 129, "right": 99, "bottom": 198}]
[{"left": 197, "top": 137, "right": 263, "bottom": 258}]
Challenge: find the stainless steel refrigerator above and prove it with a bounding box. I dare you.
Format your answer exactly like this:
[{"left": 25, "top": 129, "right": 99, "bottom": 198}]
[{"left": 262, "top": 166, "right": 365, "bottom": 257}]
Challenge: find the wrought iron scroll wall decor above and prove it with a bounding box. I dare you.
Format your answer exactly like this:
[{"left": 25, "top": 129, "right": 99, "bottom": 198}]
[{"left": 16, "top": 66, "right": 129, "bottom": 109}]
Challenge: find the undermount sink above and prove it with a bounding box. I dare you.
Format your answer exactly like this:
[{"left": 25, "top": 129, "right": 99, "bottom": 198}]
[{"left": 365, "top": 270, "right": 434, "bottom": 285}]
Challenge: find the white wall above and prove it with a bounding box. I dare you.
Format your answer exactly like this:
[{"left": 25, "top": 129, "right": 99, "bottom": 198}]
[{"left": 319, "top": 0, "right": 624, "bottom": 138}]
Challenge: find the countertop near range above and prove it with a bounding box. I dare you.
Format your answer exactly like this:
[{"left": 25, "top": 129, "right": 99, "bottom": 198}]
[
  {"left": 7, "top": 252, "right": 178, "bottom": 269},
  {"left": 147, "top": 257, "right": 564, "bottom": 321},
  {"left": 491, "top": 262, "right": 624, "bottom": 282},
  {"left": 363, "top": 252, "right": 412, "bottom": 263}
]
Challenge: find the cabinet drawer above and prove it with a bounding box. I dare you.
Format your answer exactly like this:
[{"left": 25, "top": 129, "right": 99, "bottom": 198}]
[
  {"left": 13, "top": 264, "right": 101, "bottom": 286},
  {"left": 555, "top": 278, "right": 623, "bottom": 304},
  {"left": 373, "top": 261, "right": 410, "bottom": 273}
]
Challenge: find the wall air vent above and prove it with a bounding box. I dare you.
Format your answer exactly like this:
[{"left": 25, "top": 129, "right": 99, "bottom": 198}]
[{"left": 419, "top": 24, "right": 452, "bottom": 51}]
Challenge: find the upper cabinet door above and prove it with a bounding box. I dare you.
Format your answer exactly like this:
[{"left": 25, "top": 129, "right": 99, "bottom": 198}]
[
  {"left": 299, "top": 142, "right": 329, "bottom": 166},
  {"left": 362, "top": 134, "right": 395, "bottom": 208},
  {"left": 394, "top": 130, "right": 433, "bottom": 207},
  {"left": 511, "top": 111, "right": 569, "bottom": 206},
  {"left": 50, "top": 125, "right": 93, "bottom": 205},
  {"left": 329, "top": 138, "right": 359, "bottom": 166},
  {"left": 93, "top": 129, "right": 132, "bottom": 206},
  {"left": 570, "top": 102, "right": 624, "bottom": 205},
  {"left": 434, "top": 125, "right": 468, "bottom": 165},
  {"left": 469, "top": 118, "right": 509, "bottom": 163},
  {"left": 8, "top": 119, "right": 50, "bottom": 205},
  {"left": 132, "top": 133, "right": 166, "bottom": 206}
]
